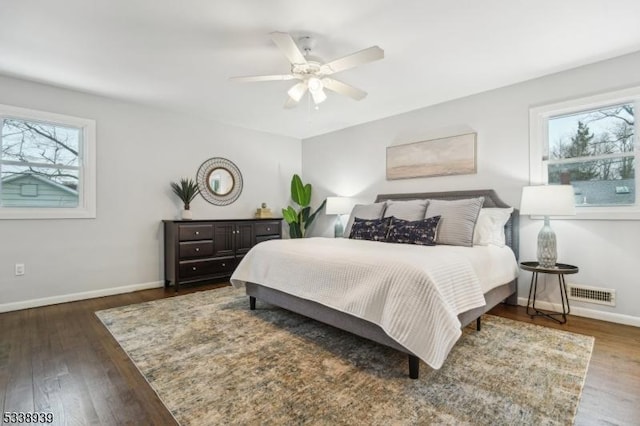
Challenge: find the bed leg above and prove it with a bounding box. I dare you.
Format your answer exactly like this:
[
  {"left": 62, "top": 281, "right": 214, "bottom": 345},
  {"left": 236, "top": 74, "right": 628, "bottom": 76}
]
[
  {"left": 249, "top": 296, "right": 256, "bottom": 310},
  {"left": 476, "top": 317, "right": 481, "bottom": 331},
  {"left": 408, "top": 355, "right": 419, "bottom": 379}
]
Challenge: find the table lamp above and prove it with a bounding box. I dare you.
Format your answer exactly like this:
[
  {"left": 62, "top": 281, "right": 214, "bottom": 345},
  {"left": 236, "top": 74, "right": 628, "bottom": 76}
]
[
  {"left": 520, "top": 185, "right": 576, "bottom": 268},
  {"left": 325, "top": 197, "right": 353, "bottom": 237}
]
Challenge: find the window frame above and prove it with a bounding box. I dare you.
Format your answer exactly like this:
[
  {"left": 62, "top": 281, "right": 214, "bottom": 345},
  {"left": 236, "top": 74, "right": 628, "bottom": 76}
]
[
  {"left": 0, "top": 104, "right": 96, "bottom": 219},
  {"left": 530, "top": 86, "right": 640, "bottom": 220}
]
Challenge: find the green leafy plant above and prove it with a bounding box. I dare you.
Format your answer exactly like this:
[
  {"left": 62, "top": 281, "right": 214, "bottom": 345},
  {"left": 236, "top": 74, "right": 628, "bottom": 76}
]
[
  {"left": 170, "top": 178, "right": 200, "bottom": 210},
  {"left": 282, "top": 174, "right": 326, "bottom": 238}
]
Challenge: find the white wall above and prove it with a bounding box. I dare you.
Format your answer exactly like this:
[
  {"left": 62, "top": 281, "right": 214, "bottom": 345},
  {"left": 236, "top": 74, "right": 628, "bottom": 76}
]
[
  {"left": 0, "top": 75, "right": 301, "bottom": 311},
  {"left": 302, "top": 51, "right": 640, "bottom": 325}
]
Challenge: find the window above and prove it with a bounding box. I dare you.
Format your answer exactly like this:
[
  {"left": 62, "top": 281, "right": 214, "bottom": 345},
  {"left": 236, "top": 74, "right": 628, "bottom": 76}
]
[
  {"left": 0, "top": 104, "right": 96, "bottom": 219},
  {"left": 530, "top": 87, "right": 640, "bottom": 220}
]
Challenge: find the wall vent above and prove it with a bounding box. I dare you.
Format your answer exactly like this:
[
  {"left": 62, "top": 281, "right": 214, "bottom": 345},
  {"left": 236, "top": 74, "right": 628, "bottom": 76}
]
[{"left": 567, "top": 284, "right": 616, "bottom": 306}]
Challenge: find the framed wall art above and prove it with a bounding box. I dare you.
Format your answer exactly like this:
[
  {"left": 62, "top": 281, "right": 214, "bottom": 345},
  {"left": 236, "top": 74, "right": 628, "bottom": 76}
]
[{"left": 386, "top": 132, "right": 477, "bottom": 180}]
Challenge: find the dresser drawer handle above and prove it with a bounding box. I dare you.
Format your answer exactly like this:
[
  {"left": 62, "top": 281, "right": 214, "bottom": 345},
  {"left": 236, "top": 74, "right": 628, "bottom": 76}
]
[
  {"left": 195, "top": 248, "right": 200, "bottom": 252},
  {"left": 192, "top": 266, "right": 197, "bottom": 271},
  {"left": 221, "top": 263, "right": 226, "bottom": 267},
  {"left": 266, "top": 227, "right": 271, "bottom": 231},
  {"left": 195, "top": 231, "right": 200, "bottom": 235}
]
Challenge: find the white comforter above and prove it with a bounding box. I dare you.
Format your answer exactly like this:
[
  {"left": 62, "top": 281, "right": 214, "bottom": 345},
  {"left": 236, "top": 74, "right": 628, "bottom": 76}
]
[{"left": 230, "top": 237, "right": 517, "bottom": 369}]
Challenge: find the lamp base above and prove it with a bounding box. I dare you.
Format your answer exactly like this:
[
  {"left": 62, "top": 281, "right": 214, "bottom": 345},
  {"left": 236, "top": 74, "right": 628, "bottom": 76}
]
[
  {"left": 537, "top": 216, "right": 557, "bottom": 268},
  {"left": 334, "top": 217, "right": 344, "bottom": 238}
]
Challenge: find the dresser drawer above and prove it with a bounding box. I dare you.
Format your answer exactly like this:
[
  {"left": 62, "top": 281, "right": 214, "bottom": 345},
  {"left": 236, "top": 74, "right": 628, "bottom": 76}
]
[
  {"left": 254, "top": 221, "right": 281, "bottom": 236},
  {"left": 179, "top": 257, "right": 236, "bottom": 278},
  {"left": 179, "top": 241, "right": 213, "bottom": 258},
  {"left": 179, "top": 224, "right": 213, "bottom": 241}
]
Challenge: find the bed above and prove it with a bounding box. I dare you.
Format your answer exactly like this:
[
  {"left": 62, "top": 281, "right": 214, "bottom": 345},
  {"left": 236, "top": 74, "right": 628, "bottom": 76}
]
[{"left": 230, "top": 189, "right": 519, "bottom": 379}]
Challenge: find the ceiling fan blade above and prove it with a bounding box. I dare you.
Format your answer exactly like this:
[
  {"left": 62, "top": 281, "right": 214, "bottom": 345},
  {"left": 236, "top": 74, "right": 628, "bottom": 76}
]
[
  {"left": 287, "top": 82, "right": 308, "bottom": 102},
  {"left": 284, "top": 97, "right": 299, "bottom": 109},
  {"left": 229, "top": 74, "right": 296, "bottom": 82},
  {"left": 322, "top": 78, "right": 367, "bottom": 100},
  {"left": 321, "top": 46, "right": 384, "bottom": 74},
  {"left": 270, "top": 31, "right": 307, "bottom": 65}
]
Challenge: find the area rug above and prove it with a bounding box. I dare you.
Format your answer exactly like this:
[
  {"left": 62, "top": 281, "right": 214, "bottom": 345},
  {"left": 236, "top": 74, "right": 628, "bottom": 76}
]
[{"left": 96, "top": 286, "right": 594, "bottom": 425}]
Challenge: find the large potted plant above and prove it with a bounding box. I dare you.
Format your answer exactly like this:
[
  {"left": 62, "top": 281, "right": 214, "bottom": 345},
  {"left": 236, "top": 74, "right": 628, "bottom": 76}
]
[
  {"left": 282, "top": 174, "right": 326, "bottom": 238},
  {"left": 171, "top": 178, "right": 200, "bottom": 220}
]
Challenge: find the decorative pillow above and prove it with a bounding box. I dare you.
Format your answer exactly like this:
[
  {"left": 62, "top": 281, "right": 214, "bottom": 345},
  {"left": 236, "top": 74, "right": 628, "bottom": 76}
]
[
  {"left": 348, "top": 217, "right": 390, "bottom": 242},
  {"left": 425, "top": 197, "right": 484, "bottom": 247},
  {"left": 473, "top": 207, "right": 514, "bottom": 247},
  {"left": 343, "top": 202, "right": 387, "bottom": 238},
  {"left": 383, "top": 199, "right": 429, "bottom": 221},
  {"left": 386, "top": 216, "right": 441, "bottom": 246}
]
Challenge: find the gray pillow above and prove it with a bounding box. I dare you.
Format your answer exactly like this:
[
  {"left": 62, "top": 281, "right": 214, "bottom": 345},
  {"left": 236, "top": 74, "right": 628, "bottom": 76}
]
[
  {"left": 343, "top": 202, "right": 387, "bottom": 238},
  {"left": 383, "top": 200, "right": 429, "bottom": 221},
  {"left": 425, "top": 197, "right": 484, "bottom": 247}
]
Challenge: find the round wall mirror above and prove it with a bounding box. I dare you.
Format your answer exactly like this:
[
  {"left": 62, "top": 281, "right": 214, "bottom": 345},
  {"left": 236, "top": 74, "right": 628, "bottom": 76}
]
[
  {"left": 196, "top": 157, "right": 243, "bottom": 205},
  {"left": 207, "top": 168, "right": 234, "bottom": 196}
]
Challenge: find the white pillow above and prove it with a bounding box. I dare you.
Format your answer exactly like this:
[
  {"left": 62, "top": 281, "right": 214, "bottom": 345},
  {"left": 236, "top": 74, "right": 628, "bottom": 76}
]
[{"left": 472, "top": 207, "right": 514, "bottom": 247}]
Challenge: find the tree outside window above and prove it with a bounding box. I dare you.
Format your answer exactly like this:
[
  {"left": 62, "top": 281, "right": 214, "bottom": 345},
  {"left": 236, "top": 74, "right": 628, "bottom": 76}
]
[
  {"left": 546, "top": 103, "right": 636, "bottom": 206},
  {"left": 0, "top": 103, "right": 95, "bottom": 219},
  {"left": 1, "top": 118, "right": 81, "bottom": 207}
]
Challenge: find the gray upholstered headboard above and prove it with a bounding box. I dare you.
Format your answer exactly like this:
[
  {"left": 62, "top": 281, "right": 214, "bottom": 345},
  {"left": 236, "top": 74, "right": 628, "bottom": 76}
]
[{"left": 374, "top": 189, "right": 519, "bottom": 260}]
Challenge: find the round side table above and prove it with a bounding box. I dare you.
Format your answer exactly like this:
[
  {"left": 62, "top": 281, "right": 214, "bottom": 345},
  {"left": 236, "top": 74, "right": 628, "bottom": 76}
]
[{"left": 520, "top": 261, "right": 579, "bottom": 324}]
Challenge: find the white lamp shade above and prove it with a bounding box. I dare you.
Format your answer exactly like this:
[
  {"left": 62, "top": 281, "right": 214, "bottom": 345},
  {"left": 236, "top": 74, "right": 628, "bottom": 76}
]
[
  {"left": 520, "top": 185, "right": 576, "bottom": 216},
  {"left": 326, "top": 197, "right": 353, "bottom": 215}
]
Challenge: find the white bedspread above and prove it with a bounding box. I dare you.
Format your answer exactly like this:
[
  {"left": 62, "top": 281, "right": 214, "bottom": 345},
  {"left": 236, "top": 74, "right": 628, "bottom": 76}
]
[{"left": 230, "top": 237, "right": 517, "bottom": 369}]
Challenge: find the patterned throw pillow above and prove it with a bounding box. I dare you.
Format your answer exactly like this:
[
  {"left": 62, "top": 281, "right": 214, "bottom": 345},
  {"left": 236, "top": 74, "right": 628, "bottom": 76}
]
[
  {"left": 386, "top": 216, "right": 441, "bottom": 246},
  {"left": 343, "top": 202, "right": 387, "bottom": 237},
  {"left": 348, "top": 217, "right": 390, "bottom": 241}
]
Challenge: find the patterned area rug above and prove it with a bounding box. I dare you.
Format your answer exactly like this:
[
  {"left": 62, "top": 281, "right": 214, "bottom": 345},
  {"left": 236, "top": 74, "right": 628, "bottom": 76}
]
[{"left": 96, "top": 286, "right": 594, "bottom": 425}]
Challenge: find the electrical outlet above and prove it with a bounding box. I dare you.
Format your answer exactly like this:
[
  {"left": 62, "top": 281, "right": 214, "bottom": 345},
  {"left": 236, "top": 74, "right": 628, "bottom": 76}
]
[{"left": 15, "top": 263, "right": 25, "bottom": 276}]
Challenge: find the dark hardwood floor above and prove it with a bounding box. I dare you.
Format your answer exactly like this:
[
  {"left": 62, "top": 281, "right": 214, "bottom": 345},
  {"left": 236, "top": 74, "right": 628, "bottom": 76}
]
[{"left": 1, "top": 283, "right": 638, "bottom": 425}]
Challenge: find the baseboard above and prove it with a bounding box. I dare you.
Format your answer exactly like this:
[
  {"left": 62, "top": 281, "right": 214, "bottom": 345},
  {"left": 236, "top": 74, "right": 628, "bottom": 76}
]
[
  {"left": 4, "top": 284, "right": 639, "bottom": 327},
  {"left": 517, "top": 297, "right": 640, "bottom": 327},
  {"left": 0, "top": 281, "right": 164, "bottom": 313}
]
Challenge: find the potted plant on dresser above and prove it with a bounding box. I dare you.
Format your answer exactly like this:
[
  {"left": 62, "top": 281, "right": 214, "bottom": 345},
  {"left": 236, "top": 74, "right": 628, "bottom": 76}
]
[{"left": 170, "top": 178, "right": 200, "bottom": 220}]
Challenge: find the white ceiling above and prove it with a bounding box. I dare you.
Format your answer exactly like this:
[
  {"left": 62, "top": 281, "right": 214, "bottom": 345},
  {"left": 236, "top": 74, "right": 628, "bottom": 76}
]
[{"left": 1, "top": 1, "right": 640, "bottom": 140}]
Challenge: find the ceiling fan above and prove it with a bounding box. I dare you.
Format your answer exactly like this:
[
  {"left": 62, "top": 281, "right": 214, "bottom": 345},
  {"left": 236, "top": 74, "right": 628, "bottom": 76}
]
[{"left": 229, "top": 32, "right": 384, "bottom": 109}]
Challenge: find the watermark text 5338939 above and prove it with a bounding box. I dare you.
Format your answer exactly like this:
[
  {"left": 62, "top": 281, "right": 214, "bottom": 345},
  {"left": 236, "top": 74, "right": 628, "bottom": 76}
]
[{"left": 3, "top": 412, "right": 54, "bottom": 423}]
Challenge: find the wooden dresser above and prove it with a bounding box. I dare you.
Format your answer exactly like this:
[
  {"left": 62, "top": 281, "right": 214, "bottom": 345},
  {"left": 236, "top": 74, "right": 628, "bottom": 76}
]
[{"left": 163, "top": 218, "right": 282, "bottom": 292}]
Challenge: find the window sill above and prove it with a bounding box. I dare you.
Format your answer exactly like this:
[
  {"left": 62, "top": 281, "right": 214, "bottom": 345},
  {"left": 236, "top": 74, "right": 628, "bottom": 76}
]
[
  {"left": 526, "top": 208, "right": 640, "bottom": 221},
  {"left": 0, "top": 206, "right": 96, "bottom": 220}
]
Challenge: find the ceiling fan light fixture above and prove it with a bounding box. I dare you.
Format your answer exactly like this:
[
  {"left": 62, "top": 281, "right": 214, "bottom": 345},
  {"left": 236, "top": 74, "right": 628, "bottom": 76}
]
[
  {"left": 311, "top": 88, "right": 327, "bottom": 104},
  {"left": 287, "top": 82, "right": 307, "bottom": 102},
  {"left": 307, "top": 77, "right": 323, "bottom": 93}
]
